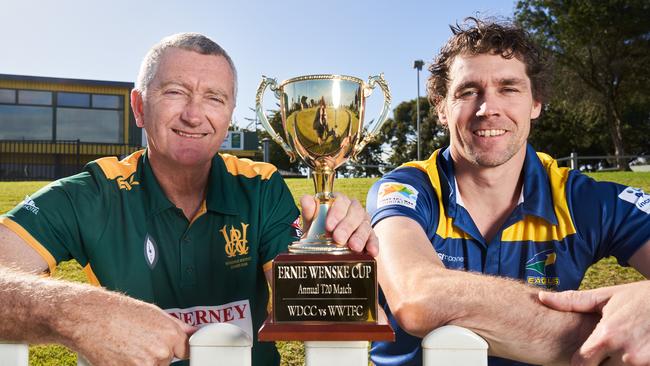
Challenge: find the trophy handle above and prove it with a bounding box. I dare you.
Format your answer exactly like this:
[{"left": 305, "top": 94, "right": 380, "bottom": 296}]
[
  {"left": 255, "top": 76, "right": 296, "bottom": 162},
  {"left": 353, "top": 73, "right": 391, "bottom": 160}
]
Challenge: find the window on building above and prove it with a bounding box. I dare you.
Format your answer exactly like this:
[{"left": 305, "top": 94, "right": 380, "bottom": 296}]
[
  {"left": 58, "top": 92, "right": 90, "bottom": 108},
  {"left": 0, "top": 89, "right": 16, "bottom": 104},
  {"left": 92, "top": 94, "right": 122, "bottom": 109},
  {"left": 18, "top": 90, "right": 52, "bottom": 105},
  {"left": 0, "top": 88, "right": 127, "bottom": 143},
  {"left": 0, "top": 105, "right": 53, "bottom": 140},
  {"left": 56, "top": 108, "right": 123, "bottom": 143}
]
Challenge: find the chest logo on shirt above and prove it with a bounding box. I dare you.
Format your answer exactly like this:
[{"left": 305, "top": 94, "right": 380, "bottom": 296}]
[
  {"left": 117, "top": 173, "right": 139, "bottom": 191},
  {"left": 618, "top": 187, "right": 650, "bottom": 214},
  {"left": 377, "top": 182, "right": 418, "bottom": 209},
  {"left": 221, "top": 223, "right": 250, "bottom": 258},
  {"left": 221, "top": 223, "right": 252, "bottom": 270},
  {"left": 525, "top": 249, "right": 559, "bottom": 289},
  {"left": 144, "top": 234, "right": 159, "bottom": 269}
]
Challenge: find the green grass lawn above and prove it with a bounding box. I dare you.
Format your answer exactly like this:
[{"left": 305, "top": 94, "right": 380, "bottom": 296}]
[{"left": 1, "top": 171, "right": 648, "bottom": 365}]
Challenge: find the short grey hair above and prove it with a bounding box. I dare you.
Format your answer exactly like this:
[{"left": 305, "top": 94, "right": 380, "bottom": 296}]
[{"left": 135, "top": 32, "right": 238, "bottom": 99}]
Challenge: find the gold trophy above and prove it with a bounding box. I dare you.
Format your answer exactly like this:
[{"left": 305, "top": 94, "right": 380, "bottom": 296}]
[
  {"left": 256, "top": 74, "right": 390, "bottom": 253},
  {"left": 256, "top": 74, "right": 393, "bottom": 342}
]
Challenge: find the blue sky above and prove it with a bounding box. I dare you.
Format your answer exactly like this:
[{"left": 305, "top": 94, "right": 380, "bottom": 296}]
[{"left": 0, "top": 0, "right": 516, "bottom": 128}]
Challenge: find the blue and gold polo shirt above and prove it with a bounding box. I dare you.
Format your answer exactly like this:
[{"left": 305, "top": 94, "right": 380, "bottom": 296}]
[
  {"left": 1, "top": 150, "right": 300, "bottom": 366},
  {"left": 366, "top": 144, "right": 650, "bottom": 366}
]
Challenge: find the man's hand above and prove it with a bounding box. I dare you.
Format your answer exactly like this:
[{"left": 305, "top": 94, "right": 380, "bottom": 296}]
[
  {"left": 62, "top": 292, "right": 197, "bottom": 366},
  {"left": 300, "top": 193, "right": 378, "bottom": 256},
  {"left": 539, "top": 281, "right": 650, "bottom": 366}
]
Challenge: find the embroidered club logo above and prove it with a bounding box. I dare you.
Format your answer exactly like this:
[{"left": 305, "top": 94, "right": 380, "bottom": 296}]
[
  {"left": 221, "top": 223, "right": 250, "bottom": 258},
  {"left": 117, "top": 173, "right": 139, "bottom": 191},
  {"left": 525, "top": 249, "right": 559, "bottom": 288},
  {"left": 21, "top": 195, "right": 40, "bottom": 215},
  {"left": 618, "top": 187, "right": 650, "bottom": 214},
  {"left": 144, "top": 234, "right": 158, "bottom": 269},
  {"left": 377, "top": 182, "right": 418, "bottom": 209}
]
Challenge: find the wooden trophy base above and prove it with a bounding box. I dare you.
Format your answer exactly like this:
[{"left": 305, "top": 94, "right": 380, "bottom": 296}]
[
  {"left": 258, "top": 314, "right": 394, "bottom": 342},
  {"left": 258, "top": 252, "right": 394, "bottom": 342}
]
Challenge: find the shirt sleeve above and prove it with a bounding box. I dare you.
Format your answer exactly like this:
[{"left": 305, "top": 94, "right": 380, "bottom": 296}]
[
  {"left": 1, "top": 171, "right": 103, "bottom": 274},
  {"left": 568, "top": 172, "right": 650, "bottom": 266},
  {"left": 366, "top": 167, "right": 437, "bottom": 233},
  {"left": 258, "top": 171, "right": 300, "bottom": 265}
]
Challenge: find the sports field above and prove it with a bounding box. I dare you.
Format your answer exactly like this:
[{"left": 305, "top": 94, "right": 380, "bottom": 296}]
[{"left": 1, "top": 172, "right": 647, "bottom": 365}]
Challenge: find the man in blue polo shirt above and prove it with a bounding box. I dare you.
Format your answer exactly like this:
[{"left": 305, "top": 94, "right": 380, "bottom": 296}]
[{"left": 367, "top": 18, "right": 650, "bottom": 365}]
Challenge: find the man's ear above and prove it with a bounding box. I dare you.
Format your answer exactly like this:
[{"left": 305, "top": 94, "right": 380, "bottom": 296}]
[
  {"left": 530, "top": 99, "right": 542, "bottom": 120},
  {"left": 436, "top": 102, "right": 448, "bottom": 126},
  {"left": 131, "top": 89, "right": 145, "bottom": 128}
]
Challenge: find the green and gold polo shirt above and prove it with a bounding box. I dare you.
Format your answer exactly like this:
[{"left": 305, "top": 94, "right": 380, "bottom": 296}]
[{"left": 1, "top": 150, "right": 300, "bottom": 366}]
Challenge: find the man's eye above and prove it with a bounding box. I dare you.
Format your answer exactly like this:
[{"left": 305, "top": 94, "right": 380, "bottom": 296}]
[
  {"left": 164, "top": 89, "right": 184, "bottom": 95},
  {"left": 502, "top": 87, "right": 519, "bottom": 93},
  {"left": 208, "top": 96, "right": 225, "bottom": 104},
  {"left": 458, "top": 90, "right": 477, "bottom": 98}
]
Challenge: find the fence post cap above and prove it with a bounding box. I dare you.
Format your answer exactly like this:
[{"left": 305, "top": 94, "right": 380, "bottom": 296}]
[
  {"left": 421, "top": 325, "right": 488, "bottom": 349},
  {"left": 189, "top": 323, "right": 252, "bottom": 347}
]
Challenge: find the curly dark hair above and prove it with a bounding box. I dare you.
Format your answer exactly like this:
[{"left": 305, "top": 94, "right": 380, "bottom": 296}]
[{"left": 427, "top": 17, "right": 549, "bottom": 109}]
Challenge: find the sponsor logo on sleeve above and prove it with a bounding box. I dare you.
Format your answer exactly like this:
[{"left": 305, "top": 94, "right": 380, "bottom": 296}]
[
  {"left": 377, "top": 182, "right": 419, "bottom": 209},
  {"left": 21, "top": 195, "right": 40, "bottom": 215},
  {"left": 618, "top": 187, "right": 650, "bottom": 214},
  {"left": 165, "top": 299, "right": 253, "bottom": 339},
  {"left": 291, "top": 216, "right": 303, "bottom": 238}
]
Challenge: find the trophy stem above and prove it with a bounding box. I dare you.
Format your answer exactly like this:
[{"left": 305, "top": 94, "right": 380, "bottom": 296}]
[
  {"left": 312, "top": 166, "right": 335, "bottom": 202},
  {"left": 288, "top": 166, "right": 351, "bottom": 254}
]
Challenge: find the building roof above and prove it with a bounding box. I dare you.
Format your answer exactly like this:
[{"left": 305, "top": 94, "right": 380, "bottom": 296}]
[{"left": 0, "top": 73, "right": 133, "bottom": 89}]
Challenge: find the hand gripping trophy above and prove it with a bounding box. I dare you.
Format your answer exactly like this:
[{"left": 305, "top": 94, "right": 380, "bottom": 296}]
[{"left": 256, "top": 74, "right": 394, "bottom": 341}]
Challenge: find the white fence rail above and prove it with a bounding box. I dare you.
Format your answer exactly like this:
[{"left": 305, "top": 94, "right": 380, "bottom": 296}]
[{"left": 0, "top": 325, "right": 487, "bottom": 366}]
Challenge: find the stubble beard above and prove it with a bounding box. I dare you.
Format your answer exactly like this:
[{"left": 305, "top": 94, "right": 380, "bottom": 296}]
[{"left": 465, "top": 138, "right": 522, "bottom": 168}]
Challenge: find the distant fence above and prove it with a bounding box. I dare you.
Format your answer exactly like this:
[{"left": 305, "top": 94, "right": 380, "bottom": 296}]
[
  {"left": 556, "top": 152, "right": 649, "bottom": 171},
  {"left": 0, "top": 324, "right": 488, "bottom": 366},
  {"left": 0, "top": 140, "right": 142, "bottom": 181}
]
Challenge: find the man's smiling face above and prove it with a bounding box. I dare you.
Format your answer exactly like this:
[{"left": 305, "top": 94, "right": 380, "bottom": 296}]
[
  {"left": 437, "top": 53, "right": 542, "bottom": 167},
  {"left": 134, "top": 47, "right": 235, "bottom": 168}
]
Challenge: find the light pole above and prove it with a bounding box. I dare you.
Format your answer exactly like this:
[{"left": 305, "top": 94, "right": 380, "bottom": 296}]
[{"left": 413, "top": 60, "right": 424, "bottom": 161}]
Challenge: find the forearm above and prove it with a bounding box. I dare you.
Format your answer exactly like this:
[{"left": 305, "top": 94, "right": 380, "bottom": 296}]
[
  {"left": 406, "top": 268, "right": 598, "bottom": 364},
  {"left": 0, "top": 266, "right": 105, "bottom": 347}
]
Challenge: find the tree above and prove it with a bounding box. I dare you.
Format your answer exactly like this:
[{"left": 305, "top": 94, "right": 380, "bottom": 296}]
[
  {"left": 516, "top": 0, "right": 650, "bottom": 168},
  {"left": 382, "top": 98, "right": 448, "bottom": 166}
]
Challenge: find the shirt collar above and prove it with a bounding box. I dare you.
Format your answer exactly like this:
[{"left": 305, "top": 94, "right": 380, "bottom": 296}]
[
  {"left": 141, "top": 151, "right": 239, "bottom": 217},
  {"left": 205, "top": 154, "right": 239, "bottom": 215},
  {"left": 438, "top": 144, "right": 558, "bottom": 225},
  {"left": 141, "top": 150, "right": 175, "bottom": 216}
]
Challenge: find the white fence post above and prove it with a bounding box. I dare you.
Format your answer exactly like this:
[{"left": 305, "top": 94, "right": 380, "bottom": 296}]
[
  {"left": 422, "top": 325, "right": 488, "bottom": 366},
  {"left": 77, "top": 354, "right": 91, "bottom": 366},
  {"left": 189, "top": 323, "right": 252, "bottom": 366},
  {"left": 0, "top": 341, "right": 28, "bottom": 366},
  {"left": 304, "top": 341, "right": 368, "bottom": 366}
]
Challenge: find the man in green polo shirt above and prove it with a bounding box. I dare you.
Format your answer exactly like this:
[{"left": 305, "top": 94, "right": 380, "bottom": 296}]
[{"left": 0, "top": 32, "right": 377, "bottom": 366}]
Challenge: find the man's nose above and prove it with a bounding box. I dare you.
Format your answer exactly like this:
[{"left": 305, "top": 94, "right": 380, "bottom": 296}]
[
  {"left": 475, "top": 93, "right": 501, "bottom": 117},
  {"left": 181, "top": 98, "right": 203, "bottom": 126}
]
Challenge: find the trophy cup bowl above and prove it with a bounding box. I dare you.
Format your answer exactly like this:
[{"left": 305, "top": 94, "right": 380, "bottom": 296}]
[{"left": 256, "top": 74, "right": 391, "bottom": 254}]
